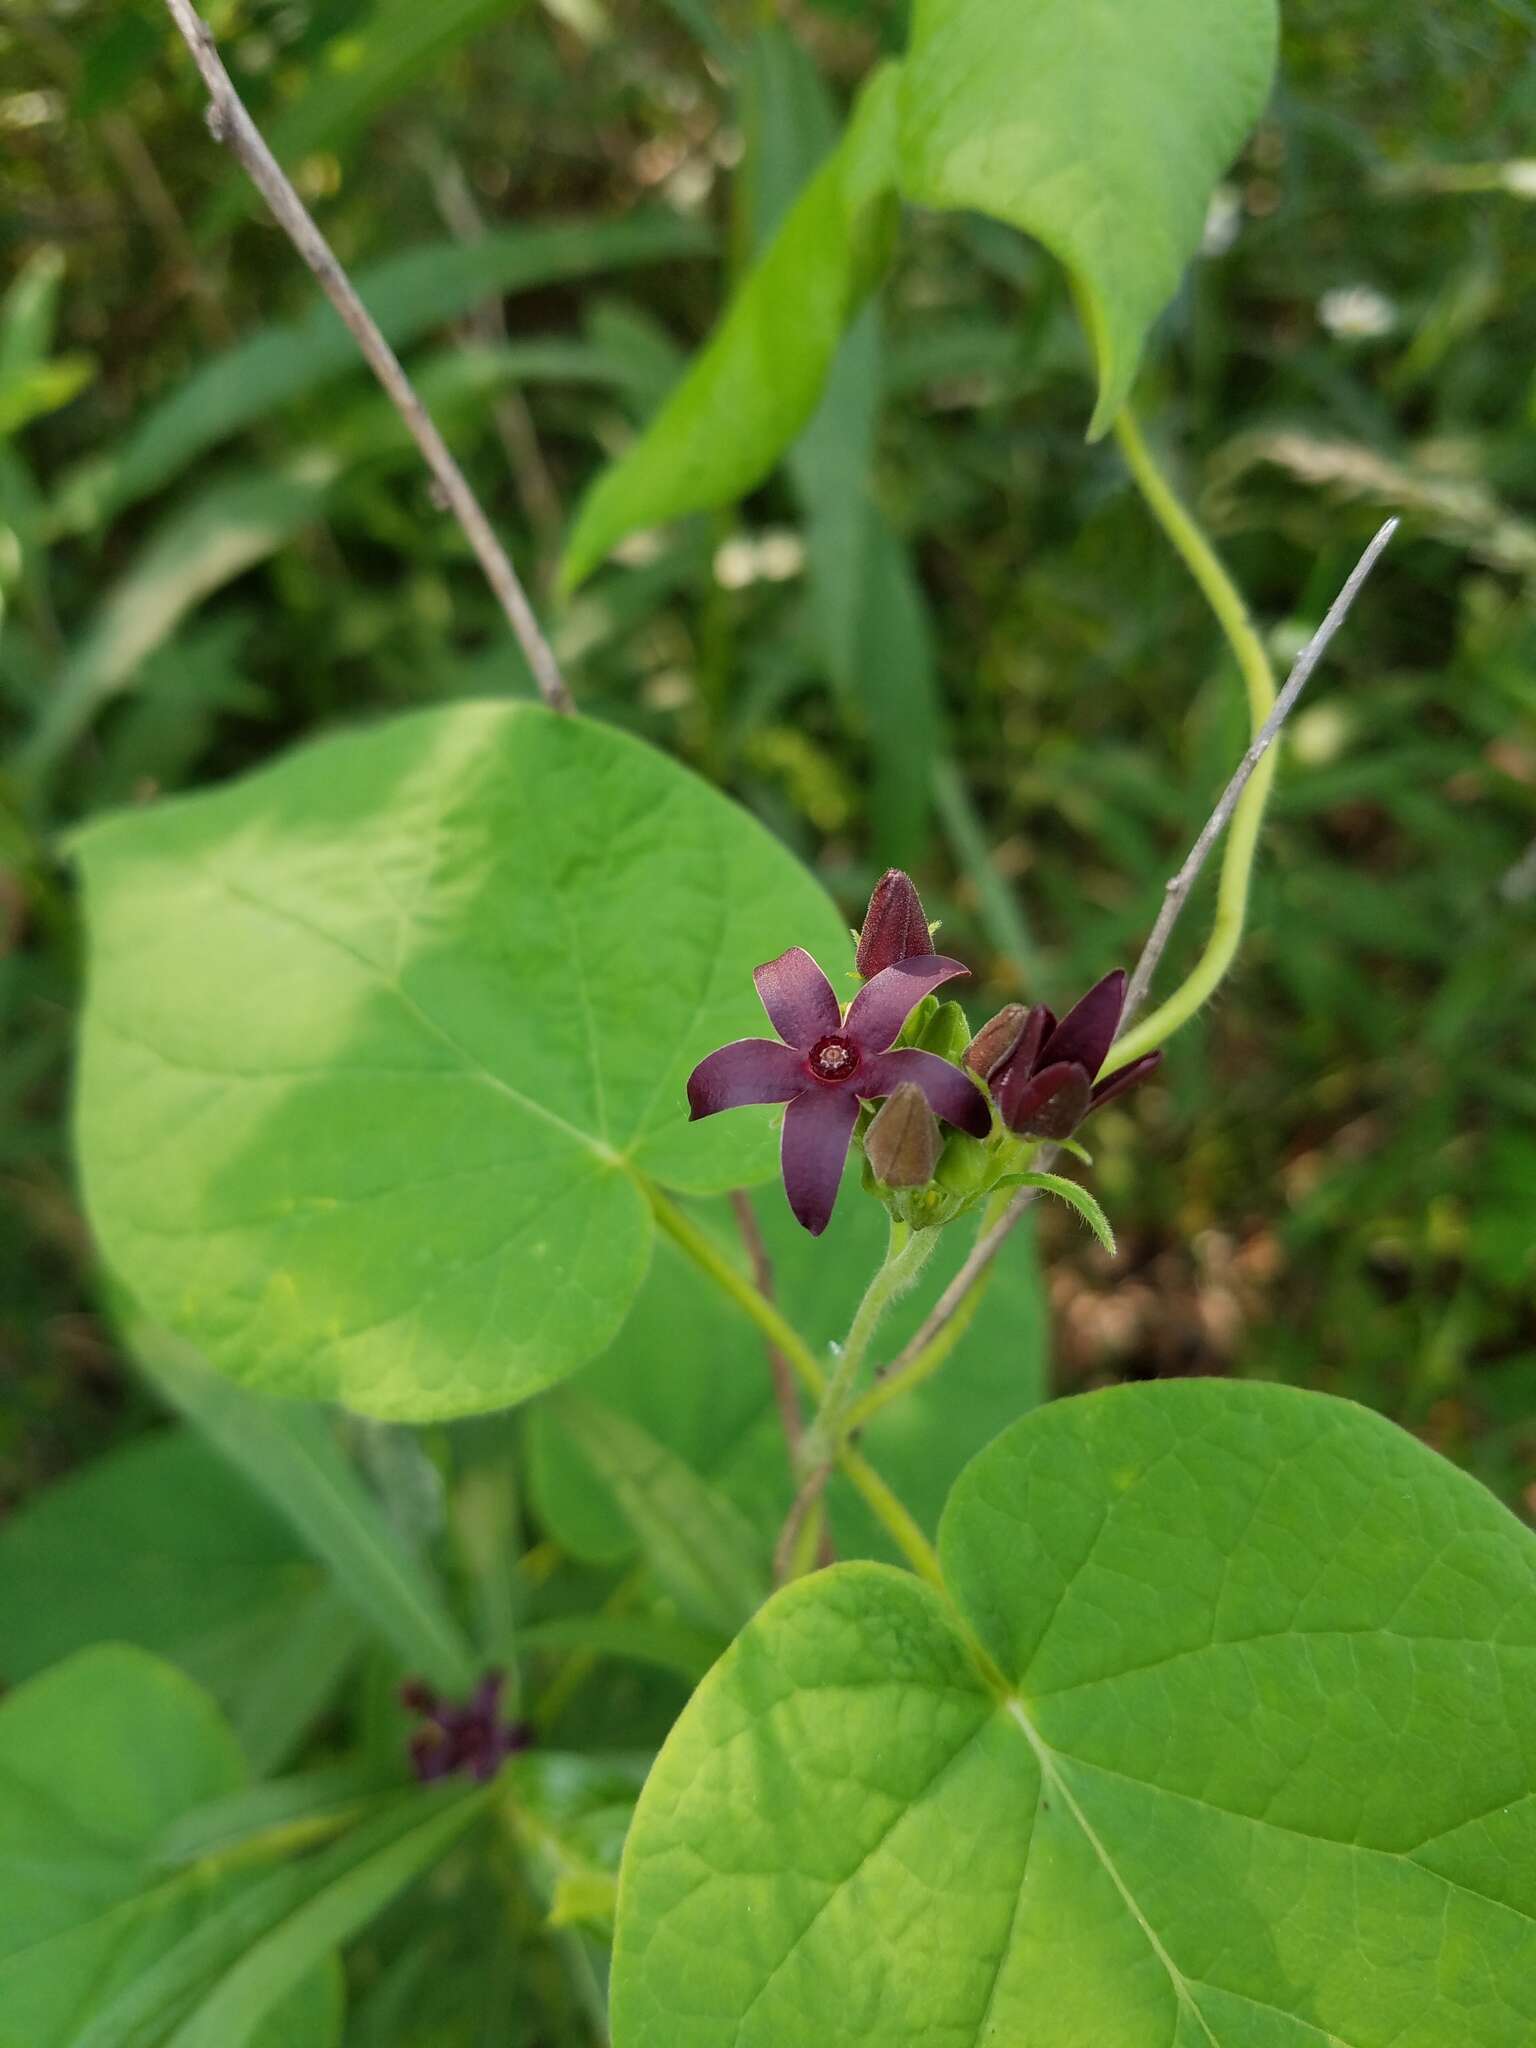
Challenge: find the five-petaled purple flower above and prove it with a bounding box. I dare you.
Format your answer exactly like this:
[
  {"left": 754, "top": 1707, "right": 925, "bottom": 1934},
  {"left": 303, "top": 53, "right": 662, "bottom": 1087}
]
[
  {"left": 687, "top": 947, "right": 989, "bottom": 1236},
  {"left": 401, "top": 1671, "right": 532, "bottom": 1784},
  {"left": 971, "top": 969, "right": 1162, "bottom": 1140}
]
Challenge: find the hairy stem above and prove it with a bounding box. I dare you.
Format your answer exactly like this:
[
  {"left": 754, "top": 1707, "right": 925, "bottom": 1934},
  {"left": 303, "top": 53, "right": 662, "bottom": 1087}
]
[{"left": 809, "top": 1219, "right": 937, "bottom": 1457}]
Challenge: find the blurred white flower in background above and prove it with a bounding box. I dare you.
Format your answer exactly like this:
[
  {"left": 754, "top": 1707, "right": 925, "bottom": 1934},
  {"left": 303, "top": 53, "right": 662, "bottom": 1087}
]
[
  {"left": 1201, "top": 184, "right": 1242, "bottom": 257},
  {"left": 714, "top": 531, "right": 806, "bottom": 590},
  {"left": 1318, "top": 284, "right": 1399, "bottom": 340}
]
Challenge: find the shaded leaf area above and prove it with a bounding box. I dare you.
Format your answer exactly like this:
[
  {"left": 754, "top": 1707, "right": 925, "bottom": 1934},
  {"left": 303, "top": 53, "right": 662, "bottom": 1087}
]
[
  {"left": 75, "top": 703, "right": 849, "bottom": 1418},
  {"left": 614, "top": 1381, "right": 1536, "bottom": 2046},
  {"left": 560, "top": 63, "right": 901, "bottom": 587},
  {"left": 898, "top": 0, "right": 1279, "bottom": 431},
  {"left": 0, "top": 1427, "right": 361, "bottom": 1777},
  {"left": 527, "top": 1185, "right": 1046, "bottom": 1573},
  {"left": 0, "top": 1645, "right": 351, "bottom": 2048}
]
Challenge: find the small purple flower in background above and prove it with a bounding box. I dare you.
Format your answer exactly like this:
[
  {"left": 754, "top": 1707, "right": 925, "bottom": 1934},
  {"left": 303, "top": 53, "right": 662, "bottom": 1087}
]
[
  {"left": 687, "top": 946, "right": 989, "bottom": 1235},
  {"left": 969, "top": 969, "right": 1162, "bottom": 1140},
  {"left": 401, "top": 1671, "right": 532, "bottom": 1784},
  {"left": 854, "top": 868, "right": 933, "bottom": 978}
]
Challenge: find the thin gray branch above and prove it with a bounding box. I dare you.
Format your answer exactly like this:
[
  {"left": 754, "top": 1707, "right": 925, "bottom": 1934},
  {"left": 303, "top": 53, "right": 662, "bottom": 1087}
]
[
  {"left": 159, "top": 0, "right": 575, "bottom": 716},
  {"left": 1121, "top": 516, "right": 1398, "bottom": 1028},
  {"left": 873, "top": 518, "right": 1400, "bottom": 1390}
]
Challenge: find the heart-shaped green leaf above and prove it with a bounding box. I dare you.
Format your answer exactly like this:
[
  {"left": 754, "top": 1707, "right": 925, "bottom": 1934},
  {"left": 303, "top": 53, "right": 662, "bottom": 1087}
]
[
  {"left": 74, "top": 703, "right": 848, "bottom": 1420},
  {"left": 560, "top": 63, "right": 900, "bottom": 589},
  {"left": 612, "top": 1381, "right": 1536, "bottom": 2046},
  {"left": 898, "top": 0, "right": 1279, "bottom": 433}
]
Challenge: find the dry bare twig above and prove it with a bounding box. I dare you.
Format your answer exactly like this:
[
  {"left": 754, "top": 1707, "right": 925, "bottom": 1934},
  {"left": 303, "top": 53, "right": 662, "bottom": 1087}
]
[{"left": 159, "top": 0, "right": 575, "bottom": 716}]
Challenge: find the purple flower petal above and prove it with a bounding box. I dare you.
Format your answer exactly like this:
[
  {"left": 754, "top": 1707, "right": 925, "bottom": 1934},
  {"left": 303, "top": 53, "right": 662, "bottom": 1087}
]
[
  {"left": 1088, "top": 1050, "right": 1164, "bottom": 1114},
  {"left": 860, "top": 1047, "right": 991, "bottom": 1138},
  {"left": 780, "top": 1087, "right": 860, "bottom": 1236},
  {"left": 996, "top": 1058, "right": 1092, "bottom": 1140},
  {"left": 1039, "top": 970, "right": 1126, "bottom": 1081},
  {"left": 843, "top": 955, "right": 970, "bottom": 1053},
  {"left": 753, "top": 947, "right": 842, "bottom": 1050},
  {"left": 687, "top": 1039, "right": 807, "bottom": 1119}
]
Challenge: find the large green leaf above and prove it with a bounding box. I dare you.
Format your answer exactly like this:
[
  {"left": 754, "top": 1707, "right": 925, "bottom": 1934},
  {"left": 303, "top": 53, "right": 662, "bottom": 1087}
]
[
  {"left": 527, "top": 1183, "right": 1046, "bottom": 1567},
  {"left": 74, "top": 703, "right": 849, "bottom": 1420},
  {"left": 560, "top": 64, "right": 901, "bottom": 589},
  {"left": 898, "top": 0, "right": 1279, "bottom": 432},
  {"left": 612, "top": 1381, "right": 1536, "bottom": 2046},
  {"left": 0, "top": 1646, "right": 340, "bottom": 2048},
  {"left": 0, "top": 1427, "right": 361, "bottom": 1774}
]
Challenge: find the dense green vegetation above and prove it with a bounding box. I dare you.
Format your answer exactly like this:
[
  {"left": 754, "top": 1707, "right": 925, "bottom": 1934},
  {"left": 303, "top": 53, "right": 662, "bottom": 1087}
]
[
  {"left": 6, "top": 0, "right": 1533, "bottom": 1508},
  {"left": 4, "top": 7, "right": 1536, "bottom": 2043}
]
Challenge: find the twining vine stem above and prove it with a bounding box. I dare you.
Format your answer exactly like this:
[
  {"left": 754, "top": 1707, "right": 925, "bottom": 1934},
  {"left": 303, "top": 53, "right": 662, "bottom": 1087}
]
[
  {"left": 1114, "top": 513, "right": 1399, "bottom": 1042},
  {"left": 157, "top": 0, "right": 575, "bottom": 716},
  {"left": 869, "top": 514, "right": 1399, "bottom": 1394}
]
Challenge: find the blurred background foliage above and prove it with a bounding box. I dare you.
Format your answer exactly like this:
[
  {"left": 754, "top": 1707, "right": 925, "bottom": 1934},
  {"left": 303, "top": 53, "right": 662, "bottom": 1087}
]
[{"left": 2, "top": 0, "right": 1534, "bottom": 1518}]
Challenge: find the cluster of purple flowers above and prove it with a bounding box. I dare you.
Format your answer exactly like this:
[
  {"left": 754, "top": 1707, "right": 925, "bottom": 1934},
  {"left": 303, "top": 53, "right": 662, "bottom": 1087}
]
[
  {"left": 400, "top": 1672, "right": 531, "bottom": 1784},
  {"left": 686, "top": 869, "right": 1160, "bottom": 1234}
]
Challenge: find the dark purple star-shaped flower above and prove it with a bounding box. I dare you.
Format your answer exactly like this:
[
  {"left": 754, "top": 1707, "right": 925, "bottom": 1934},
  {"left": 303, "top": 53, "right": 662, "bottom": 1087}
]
[
  {"left": 687, "top": 946, "right": 989, "bottom": 1235},
  {"left": 969, "top": 969, "right": 1162, "bottom": 1140},
  {"left": 401, "top": 1671, "right": 532, "bottom": 1784}
]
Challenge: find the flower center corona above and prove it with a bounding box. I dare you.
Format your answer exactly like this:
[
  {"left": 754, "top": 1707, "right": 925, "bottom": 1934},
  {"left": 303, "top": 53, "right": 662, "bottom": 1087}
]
[{"left": 808, "top": 1034, "right": 860, "bottom": 1084}]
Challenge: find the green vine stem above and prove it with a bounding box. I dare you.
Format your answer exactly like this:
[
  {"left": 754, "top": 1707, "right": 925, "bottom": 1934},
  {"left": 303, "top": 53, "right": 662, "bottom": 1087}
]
[
  {"left": 647, "top": 1185, "right": 827, "bottom": 1401},
  {"left": 802, "top": 1218, "right": 938, "bottom": 1466},
  {"left": 841, "top": 1188, "right": 1012, "bottom": 1433},
  {"left": 1102, "top": 402, "right": 1279, "bottom": 1074}
]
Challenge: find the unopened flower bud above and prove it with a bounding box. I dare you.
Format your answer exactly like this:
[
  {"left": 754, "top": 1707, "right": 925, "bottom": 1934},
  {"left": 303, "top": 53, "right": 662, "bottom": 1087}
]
[
  {"left": 964, "top": 1003, "right": 1030, "bottom": 1080},
  {"left": 855, "top": 869, "right": 932, "bottom": 978},
  {"left": 864, "top": 1082, "right": 942, "bottom": 1188}
]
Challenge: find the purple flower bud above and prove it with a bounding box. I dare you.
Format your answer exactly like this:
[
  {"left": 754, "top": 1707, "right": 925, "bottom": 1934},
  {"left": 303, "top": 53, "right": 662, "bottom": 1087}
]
[
  {"left": 864, "top": 1082, "right": 943, "bottom": 1188},
  {"left": 984, "top": 970, "right": 1161, "bottom": 1142},
  {"left": 965, "top": 1003, "right": 1041, "bottom": 1081},
  {"left": 855, "top": 870, "right": 933, "bottom": 978}
]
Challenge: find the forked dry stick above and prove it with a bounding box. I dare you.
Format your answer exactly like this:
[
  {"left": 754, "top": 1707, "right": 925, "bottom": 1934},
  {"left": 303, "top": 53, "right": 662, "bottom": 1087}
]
[
  {"left": 874, "top": 517, "right": 1400, "bottom": 1391},
  {"left": 158, "top": 0, "right": 575, "bottom": 717}
]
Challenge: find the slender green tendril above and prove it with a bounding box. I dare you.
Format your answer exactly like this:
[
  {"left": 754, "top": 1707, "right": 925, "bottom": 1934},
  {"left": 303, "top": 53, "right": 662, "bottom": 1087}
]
[{"left": 1102, "top": 402, "right": 1279, "bottom": 1074}]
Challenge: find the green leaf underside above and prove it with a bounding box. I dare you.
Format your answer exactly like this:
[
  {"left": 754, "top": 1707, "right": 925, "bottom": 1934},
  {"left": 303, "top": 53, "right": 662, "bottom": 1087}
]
[
  {"left": 560, "top": 63, "right": 900, "bottom": 588},
  {"left": 898, "top": 0, "right": 1279, "bottom": 433},
  {"left": 74, "top": 703, "right": 848, "bottom": 1420},
  {"left": 526, "top": 1185, "right": 1046, "bottom": 1569},
  {"left": 0, "top": 1646, "right": 340, "bottom": 2048},
  {"left": 612, "top": 1381, "right": 1536, "bottom": 2047}
]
